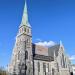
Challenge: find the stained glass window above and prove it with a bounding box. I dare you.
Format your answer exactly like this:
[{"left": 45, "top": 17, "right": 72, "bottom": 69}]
[{"left": 43, "top": 63, "right": 46, "bottom": 72}]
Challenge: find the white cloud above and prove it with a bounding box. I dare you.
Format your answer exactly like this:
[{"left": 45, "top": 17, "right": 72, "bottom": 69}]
[
  {"left": 36, "top": 38, "right": 42, "bottom": 42},
  {"left": 69, "top": 55, "right": 75, "bottom": 60},
  {"left": 35, "top": 41, "right": 56, "bottom": 47}
]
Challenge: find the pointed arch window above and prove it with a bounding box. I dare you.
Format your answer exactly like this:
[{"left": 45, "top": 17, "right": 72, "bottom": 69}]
[
  {"left": 27, "top": 29, "right": 29, "bottom": 33},
  {"left": 43, "top": 63, "right": 46, "bottom": 72},
  {"left": 52, "top": 68, "right": 54, "bottom": 75},
  {"left": 24, "top": 27, "right": 26, "bottom": 32},
  {"left": 38, "top": 62, "right": 40, "bottom": 72},
  {"left": 25, "top": 51, "right": 28, "bottom": 59},
  {"left": 57, "top": 63, "right": 59, "bottom": 72},
  {"left": 20, "top": 29, "right": 21, "bottom": 33},
  {"left": 22, "top": 28, "right": 23, "bottom": 32},
  {"left": 65, "top": 58, "right": 67, "bottom": 68},
  {"left": 47, "top": 63, "right": 49, "bottom": 72},
  {"left": 27, "top": 39, "right": 29, "bottom": 43},
  {"left": 61, "top": 54, "right": 65, "bottom": 68}
]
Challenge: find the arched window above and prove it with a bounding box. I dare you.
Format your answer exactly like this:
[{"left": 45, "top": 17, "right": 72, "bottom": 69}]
[
  {"left": 62, "top": 54, "right": 65, "bottom": 68},
  {"left": 65, "top": 58, "right": 67, "bottom": 68},
  {"left": 52, "top": 68, "right": 54, "bottom": 75},
  {"left": 26, "top": 39, "right": 30, "bottom": 45},
  {"left": 47, "top": 63, "right": 49, "bottom": 72},
  {"left": 38, "top": 62, "right": 40, "bottom": 72},
  {"left": 22, "top": 28, "right": 23, "bottom": 32},
  {"left": 61, "top": 47, "right": 63, "bottom": 50},
  {"left": 57, "top": 63, "right": 59, "bottom": 72},
  {"left": 43, "top": 63, "right": 46, "bottom": 72},
  {"left": 27, "top": 29, "right": 29, "bottom": 33},
  {"left": 25, "top": 51, "right": 28, "bottom": 59},
  {"left": 20, "top": 29, "right": 21, "bottom": 33},
  {"left": 27, "top": 39, "right": 29, "bottom": 43},
  {"left": 24, "top": 27, "right": 26, "bottom": 32}
]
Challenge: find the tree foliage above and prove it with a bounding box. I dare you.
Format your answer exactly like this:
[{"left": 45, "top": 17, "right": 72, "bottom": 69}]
[{"left": 0, "top": 67, "right": 8, "bottom": 75}]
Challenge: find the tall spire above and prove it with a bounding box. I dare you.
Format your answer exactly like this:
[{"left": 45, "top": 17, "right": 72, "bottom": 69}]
[
  {"left": 21, "top": 0, "right": 30, "bottom": 27},
  {"left": 60, "top": 40, "right": 63, "bottom": 46}
]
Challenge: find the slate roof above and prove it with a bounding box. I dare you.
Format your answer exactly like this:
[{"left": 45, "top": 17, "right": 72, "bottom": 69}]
[
  {"left": 33, "top": 54, "right": 54, "bottom": 62},
  {"left": 48, "top": 44, "right": 60, "bottom": 57},
  {"left": 32, "top": 43, "right": 60, "bottom": 61}
]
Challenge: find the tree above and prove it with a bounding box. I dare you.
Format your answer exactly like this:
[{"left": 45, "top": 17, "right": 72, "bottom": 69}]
[{"left": 0, "top": 67, "right": 8, "bottom": 75}]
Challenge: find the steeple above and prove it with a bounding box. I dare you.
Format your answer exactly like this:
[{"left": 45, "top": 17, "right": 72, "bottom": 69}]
[
  {"left": 60, "top": 40, "right": 63, "bottom": 46},
  {"left": 20, "top": 0, "right": 31, "bottom": 27}
]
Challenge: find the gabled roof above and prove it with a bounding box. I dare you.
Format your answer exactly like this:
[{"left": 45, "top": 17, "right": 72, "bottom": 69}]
[{"left": 48, "top": 44, "right": 60, "bottom": 57}]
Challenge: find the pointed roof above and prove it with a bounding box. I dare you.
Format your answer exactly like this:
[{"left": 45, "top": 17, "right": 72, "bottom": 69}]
[
  {"left": 60, "top": 40, "right": 63, "bottom": 46},
  {"left": 48, "top": 44, "right": 60, "bottom": 57},
  {"left": 20, "top": 0, "right": 31, "bottom": 27}
]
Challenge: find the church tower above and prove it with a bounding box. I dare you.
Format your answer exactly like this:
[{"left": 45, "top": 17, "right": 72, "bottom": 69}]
[{"left": 8, "top": 0, "right": 33, "bottom": 75}]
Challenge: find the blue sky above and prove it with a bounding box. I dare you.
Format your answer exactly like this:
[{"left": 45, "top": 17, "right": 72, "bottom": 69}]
[{"left": 0, "top": 0, "right": 75, "bottom": 68}]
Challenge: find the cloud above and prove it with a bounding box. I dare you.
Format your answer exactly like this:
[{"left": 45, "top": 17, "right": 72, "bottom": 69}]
[
  {"left": 69, "top": 55, "right": 75, "bottom": 60},
  {"left": 36, "top": 38, "right": 42, "bottom": 42},
  {"left": 35, "top": 41, "right": 56, "bottom": 47}
]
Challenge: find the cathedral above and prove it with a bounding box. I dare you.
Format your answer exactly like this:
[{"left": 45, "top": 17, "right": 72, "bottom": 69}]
[{"left": 8, "top": 0, "right": 72, "bottom": 75}]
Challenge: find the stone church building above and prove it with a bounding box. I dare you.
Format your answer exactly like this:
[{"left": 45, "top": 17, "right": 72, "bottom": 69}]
[{"left": 8, "top": 0, "right": 71, "bottom": 75}]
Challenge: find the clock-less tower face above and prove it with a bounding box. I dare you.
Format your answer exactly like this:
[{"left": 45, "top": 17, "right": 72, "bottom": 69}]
[
  {"left": 8, "top": 0, "right": 33, "bottom": 75},
  {"left": 13, "top": 0, "right": 33, "bottom": 75},
  {"left": 15, "top": 20, "right": 33, "bottom": 75}
]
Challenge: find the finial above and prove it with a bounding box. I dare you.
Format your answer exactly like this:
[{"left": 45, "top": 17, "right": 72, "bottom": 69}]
[{"left": 60, "top": 40, "right": 63, "bottom": 46}]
